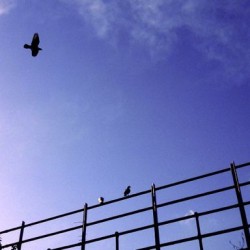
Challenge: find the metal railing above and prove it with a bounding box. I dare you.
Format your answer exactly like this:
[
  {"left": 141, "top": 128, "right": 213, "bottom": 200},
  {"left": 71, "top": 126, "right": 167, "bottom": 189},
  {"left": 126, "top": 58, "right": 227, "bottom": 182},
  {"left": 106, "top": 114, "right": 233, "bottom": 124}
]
[{"left": 0, "top": 161, "right": 249, "bottom": 249}]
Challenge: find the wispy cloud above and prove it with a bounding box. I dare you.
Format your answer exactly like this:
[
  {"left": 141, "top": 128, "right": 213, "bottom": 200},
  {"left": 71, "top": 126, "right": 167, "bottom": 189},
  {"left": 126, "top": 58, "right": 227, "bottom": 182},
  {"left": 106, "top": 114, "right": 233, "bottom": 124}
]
[
  {"left": 0, "top": 0, "right": 15, "bottom": 15},
  {"left": 180, "top": 209, "right": 195, "bottom": 225},
  {"left": 61, "top": 0, "right": 117, "bottom": 38},
  {"left": 62, "top": 0, "right": 250, "bottom": 84}
]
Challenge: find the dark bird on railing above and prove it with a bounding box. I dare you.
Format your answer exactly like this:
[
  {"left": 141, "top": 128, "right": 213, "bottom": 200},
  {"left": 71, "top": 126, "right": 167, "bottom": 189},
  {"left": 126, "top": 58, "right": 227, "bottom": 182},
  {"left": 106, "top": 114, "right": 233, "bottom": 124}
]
[
  {"left": 124, "top": 186, "right": 131, "bottom": 197},
  {"left": 24, "top": 33, "right": 42, "bottom": 57},
  {"left": 98, "top": 197, "right": 104, "bottom": 204}
]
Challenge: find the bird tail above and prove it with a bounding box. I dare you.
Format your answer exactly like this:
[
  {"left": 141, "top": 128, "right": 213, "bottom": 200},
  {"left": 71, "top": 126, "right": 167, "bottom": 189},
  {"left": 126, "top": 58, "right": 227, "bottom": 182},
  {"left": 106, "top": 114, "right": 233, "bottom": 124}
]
[{"left": 24, "top": 44, "right": 31, "bottom": 49}]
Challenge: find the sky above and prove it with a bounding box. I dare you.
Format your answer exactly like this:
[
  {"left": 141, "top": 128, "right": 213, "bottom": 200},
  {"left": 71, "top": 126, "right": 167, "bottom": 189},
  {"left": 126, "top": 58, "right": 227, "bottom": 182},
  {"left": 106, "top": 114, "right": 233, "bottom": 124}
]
[{"left": 0, "top": 0, "right": 250, "bottom": 249}]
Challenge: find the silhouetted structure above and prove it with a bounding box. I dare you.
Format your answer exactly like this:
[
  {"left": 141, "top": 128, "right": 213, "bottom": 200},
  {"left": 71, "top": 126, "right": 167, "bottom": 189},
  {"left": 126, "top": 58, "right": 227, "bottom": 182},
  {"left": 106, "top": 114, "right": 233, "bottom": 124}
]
[
  {"left": 124, "top": 186, "right": 131, "bottom": 197},
  {"left": 0, "top": 162, "right": 249, "bottom": 250},
  {"left": 24, "top": 33, "right": 42, "bottom": 57}
]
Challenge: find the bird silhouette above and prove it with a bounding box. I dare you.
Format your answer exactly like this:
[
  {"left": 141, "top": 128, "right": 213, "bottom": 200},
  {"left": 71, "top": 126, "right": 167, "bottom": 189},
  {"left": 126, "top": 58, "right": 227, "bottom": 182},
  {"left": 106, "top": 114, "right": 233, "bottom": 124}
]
[
  {"left": 24, "top": 33, "right": 42, "bottom": 57},
  {"left": 98, "top": 197, "right": 104, "bottom": 204},
  {"left": 124, "top": 186, "right": 131, "bottom": 197}
]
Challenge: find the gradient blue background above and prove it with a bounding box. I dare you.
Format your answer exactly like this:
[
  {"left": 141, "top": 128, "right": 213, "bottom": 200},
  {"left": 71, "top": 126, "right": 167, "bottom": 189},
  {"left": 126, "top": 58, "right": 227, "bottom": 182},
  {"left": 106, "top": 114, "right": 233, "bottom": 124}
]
[{"left": 0, "top": 1, "right": 249, "bottom": 249}]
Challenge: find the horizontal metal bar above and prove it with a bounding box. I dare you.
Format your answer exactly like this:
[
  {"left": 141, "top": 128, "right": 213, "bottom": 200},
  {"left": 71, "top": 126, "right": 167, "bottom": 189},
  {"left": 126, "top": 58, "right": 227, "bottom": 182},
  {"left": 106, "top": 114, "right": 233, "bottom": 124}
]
[
  {"left": 0, "top": 208, "right": 84, "bottom": 235},
  {"left": 199, "top": 200, "right": 250, "bottom": 217},
  {"left": 86, "top": 232, "right": 116, "bottom": 244},
  {"left": 118, "top": 223, "right": 154, "bottom": 236},
  {"left": 1, "top": 242, "right": 19, "bottom": 249},
  {"left": 155, "top": 162, "right": 249, "bottom": 193},
  {"left": 0, "top": 226, "right": 22, "bottom": 234},
  {"left": 96, "top": 223, "right": 155, "bottom": 243},
  {"left": 137, "top": 225, "right": 250, "bottom": 250},
  {"left": 158, "top": 185, "right": 234, "bottom": 208},
  {"left": 1, "top": 225, "right": 82, "bottom": 249},
  {"left": 25, "top": 226, "right": 81, "bottom": 243},
  {"left": 49, "top": 232, "right": 119, "bottom": 250},
  {"left": 87, "top": 206, "right": 152, "bottom": 226},
  {"left": 159, "top": 213, "right": 196, "bottom": 227},
  {"left": 26, "top": 208, "right": 84, "bottom": 227},
  {"left": 240, "top": 180, "right": 250, "bottom": 187},
  {"left": 156, "top": 167, "right": 230, "bottom": 191},
  {"left": 235, "top": 162, "right": 250, "bottom": 169},
  {"left": 49, "top": 224, "right": 156, "bottom": 250},
  {"left": 244, "top": 200, "right": 250, "bottom": 206},
  {"left": 86, "top": 224, "right": 155, "bottom": 244},
  {"left": 88, "top": 189, "right": 151, "bottom": 210},
  {"left": 158, "top": 201, "right": 250, "bottom": 228},
  {"left": 137, "top": 235, "right": 198, "bottom": 250},
  {"left": 202, "top": 225, "right": 250, "bottom": 239},
  {"left": 49, "top": 242, "right": 81, "bottom": 250}
]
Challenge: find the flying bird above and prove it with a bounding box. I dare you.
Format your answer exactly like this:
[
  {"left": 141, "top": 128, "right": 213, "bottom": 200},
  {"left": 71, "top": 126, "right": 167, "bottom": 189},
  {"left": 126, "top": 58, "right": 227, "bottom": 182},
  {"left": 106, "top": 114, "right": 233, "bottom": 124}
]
[
  {"left": 24, "top": 33, "right": 42, "bottom": 57},
  {"left": 124, "top": 186, "right": 131, "bottom": 197},
  {"left": 98, "top": 197, "right": 104, "bottom": 204}
]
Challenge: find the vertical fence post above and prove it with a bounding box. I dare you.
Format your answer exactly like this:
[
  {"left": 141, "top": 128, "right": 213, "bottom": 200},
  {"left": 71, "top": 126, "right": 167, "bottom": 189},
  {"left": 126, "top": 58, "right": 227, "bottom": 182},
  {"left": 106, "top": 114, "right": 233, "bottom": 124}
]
[
  {"left": 230, "top": 162, "right": 250, "bottom": 248},
  {"left": 115, "top": 231, "right": 119, "bottom": 250},
  {"left": 17, "top": 221, "right": 25, "bottom": 250},
  {"left": 151, "top": 184, "right": 160, "bottom": 250},
  {"left": 195, "top": 212, "right": 203, "bottom": 250},
  {"left": 81, "top": 203, "right": 88, "bottom": 250}
]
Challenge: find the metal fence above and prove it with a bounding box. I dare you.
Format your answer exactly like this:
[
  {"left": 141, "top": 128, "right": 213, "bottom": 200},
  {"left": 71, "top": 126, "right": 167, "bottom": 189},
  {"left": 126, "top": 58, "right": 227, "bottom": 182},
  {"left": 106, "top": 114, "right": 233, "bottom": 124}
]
[{"left": 0, "top": 162, "right": 249, "bottom": 250}]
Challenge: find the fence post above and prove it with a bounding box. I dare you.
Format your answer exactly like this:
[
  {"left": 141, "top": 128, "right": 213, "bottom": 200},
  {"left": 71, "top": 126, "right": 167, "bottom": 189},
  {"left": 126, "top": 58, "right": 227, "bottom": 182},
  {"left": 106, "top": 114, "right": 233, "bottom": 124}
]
[
  {"left": 151, "top": 184, "right": 160, "bottom": 250},
  {"left": 17, "top": 221, "right": 25, "bottom": 250},
  {"left": 195, "top": 212, "right": 203, "bottom": 250},
  {"left": 115, "top": 231, "right": 119, "bottom": 250},
  {"left": 230, "top": 162, "right": 250, "bottom": 248},
  {"left": 81, "top": 203, "right": 88, "bottom": 250}
]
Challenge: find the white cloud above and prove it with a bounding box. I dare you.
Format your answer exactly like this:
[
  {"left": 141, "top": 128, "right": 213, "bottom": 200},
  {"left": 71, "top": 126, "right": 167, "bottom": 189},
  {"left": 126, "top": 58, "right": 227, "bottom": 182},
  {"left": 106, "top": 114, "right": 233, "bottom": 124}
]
[
  {"left": 61, "top": 0, "right": 250, "bottom": 84},
  {"left": 79, "top": 0, "right": 109, "bottom": 37},
  {"left": 61, "top": 0, "right": 116, "bottom": 38},
  {"left": 0, "top": 0, "right": 15, "bottom": 15},
  {"left": 61, "top": 0, "right": 245, "bottom": 48}
]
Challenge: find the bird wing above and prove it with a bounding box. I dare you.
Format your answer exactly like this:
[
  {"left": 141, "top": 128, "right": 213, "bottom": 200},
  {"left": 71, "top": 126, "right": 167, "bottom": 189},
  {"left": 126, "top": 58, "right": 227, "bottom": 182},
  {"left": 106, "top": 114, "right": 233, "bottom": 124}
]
[
  {"left": 31, "top": 33, "right": 40, "bottom": 47},
  {"left": 24, "top": 44, "right": 31, "bottom": 49},
  {"left": 124, "top": 187, "right": 129, "bottom": 196}
]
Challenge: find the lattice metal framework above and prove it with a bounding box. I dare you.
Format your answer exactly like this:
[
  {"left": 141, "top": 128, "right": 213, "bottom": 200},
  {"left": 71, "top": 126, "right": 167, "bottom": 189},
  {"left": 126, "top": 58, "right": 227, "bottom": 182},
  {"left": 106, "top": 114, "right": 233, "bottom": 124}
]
[{"left": 0, "top": 162, "right": 249, "bottom": 249}]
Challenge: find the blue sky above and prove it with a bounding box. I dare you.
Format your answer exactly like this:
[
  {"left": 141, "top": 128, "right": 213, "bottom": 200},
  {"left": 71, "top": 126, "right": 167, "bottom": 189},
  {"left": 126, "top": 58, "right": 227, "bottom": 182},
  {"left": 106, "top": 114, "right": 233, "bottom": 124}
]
[{"left": 0, "top": 0, "right": 250, "bottom": 249}]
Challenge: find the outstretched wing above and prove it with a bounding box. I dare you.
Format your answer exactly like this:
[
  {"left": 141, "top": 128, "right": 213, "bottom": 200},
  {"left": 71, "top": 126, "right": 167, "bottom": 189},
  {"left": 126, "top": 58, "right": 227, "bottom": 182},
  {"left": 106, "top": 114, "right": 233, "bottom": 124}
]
[
  {"left": 31, "top": 33, "right": 40, "bottom": 47},
  {"left": 24, "top": 44, "right": 31, "bottom": 49}
]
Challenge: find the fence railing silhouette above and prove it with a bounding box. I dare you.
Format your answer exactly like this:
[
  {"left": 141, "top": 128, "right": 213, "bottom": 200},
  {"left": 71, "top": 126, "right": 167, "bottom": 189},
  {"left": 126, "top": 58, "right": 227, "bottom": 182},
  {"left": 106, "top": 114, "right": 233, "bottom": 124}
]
[{"left": 0, "top": 161, "right": 249, "bottom": 249}]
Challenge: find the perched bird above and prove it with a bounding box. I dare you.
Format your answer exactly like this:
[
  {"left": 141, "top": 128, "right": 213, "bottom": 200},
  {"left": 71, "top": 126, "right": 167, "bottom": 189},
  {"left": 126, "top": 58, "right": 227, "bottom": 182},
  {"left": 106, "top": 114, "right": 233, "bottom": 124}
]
[
  {"left": 124, "top": 186, "right": 131, "bottom": 197},
  {"left": 98, "top": 197, "right": 104, "bottom": 204},
  {"left": 24, "top": 33, "right": 42, "bottom": 57}
]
